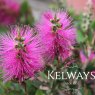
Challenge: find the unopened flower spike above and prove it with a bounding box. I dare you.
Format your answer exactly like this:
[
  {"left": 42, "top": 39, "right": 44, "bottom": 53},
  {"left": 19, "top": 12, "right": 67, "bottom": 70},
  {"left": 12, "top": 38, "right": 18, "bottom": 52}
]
[{"left": 15, "top": 27, "right": 25, "bottom": 49}]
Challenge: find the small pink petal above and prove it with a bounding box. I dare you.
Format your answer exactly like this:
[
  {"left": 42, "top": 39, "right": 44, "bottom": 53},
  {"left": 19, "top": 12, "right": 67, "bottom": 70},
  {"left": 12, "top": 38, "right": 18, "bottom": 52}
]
[{"left": 80, "top": 51, "right": 88, "bottom": 64}]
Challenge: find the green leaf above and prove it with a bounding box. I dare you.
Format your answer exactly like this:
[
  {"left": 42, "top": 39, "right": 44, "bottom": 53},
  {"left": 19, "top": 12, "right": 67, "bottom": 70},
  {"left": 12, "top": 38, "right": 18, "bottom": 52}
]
[
  {"left": 0, "top": 26, "right": 8, "bottom": 33},
  {"left": 86, "top": 62, "right": 95, "bottom": 72},
  {"left": 39, "top": 72, "right": 48, "bottom": 80},
  {"left": 77, "top": 30, "right": 87, "bottom": 43},
  {"left": 19, "top": 1, "right": 35, "bottom": 26},
  {"left": 30, "top": 79, "right": 43, "bottom": 88},
  {"left": 91, "top": 20, "right": 95, "bottom": 30},
  {"left": 80, "top": 87, "right": 85, "bottom": 95},
  {"left": 88, "top": 30, "right": 93, "bottom": 43},
  {"left": 36, "top": 90, "right": 44, "bottom": 95},
  {"left": 20, "top": 1, "right": 29, "bottom": 15}
]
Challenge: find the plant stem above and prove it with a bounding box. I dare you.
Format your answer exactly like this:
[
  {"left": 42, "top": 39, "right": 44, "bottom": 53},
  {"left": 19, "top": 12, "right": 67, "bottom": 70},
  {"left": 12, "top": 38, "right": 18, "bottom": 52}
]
[{"left": 21, "top": 81, "right": 28, "bottom": 95}]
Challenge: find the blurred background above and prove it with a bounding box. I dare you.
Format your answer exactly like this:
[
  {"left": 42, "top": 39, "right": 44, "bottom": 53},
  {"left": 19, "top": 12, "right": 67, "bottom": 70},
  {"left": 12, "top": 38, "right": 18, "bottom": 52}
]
[{"left": 0, "top": 0, "right": 95, "bottom": 26}]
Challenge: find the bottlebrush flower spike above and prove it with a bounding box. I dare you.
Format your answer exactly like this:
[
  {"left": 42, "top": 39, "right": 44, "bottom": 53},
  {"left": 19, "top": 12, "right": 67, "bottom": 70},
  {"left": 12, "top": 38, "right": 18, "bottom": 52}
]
[
  {"left": 0, "top": 26, "right": 44, "bottom": 82},
  {"left": 36, "top": 10, "right": 76, "bottom": 62}
]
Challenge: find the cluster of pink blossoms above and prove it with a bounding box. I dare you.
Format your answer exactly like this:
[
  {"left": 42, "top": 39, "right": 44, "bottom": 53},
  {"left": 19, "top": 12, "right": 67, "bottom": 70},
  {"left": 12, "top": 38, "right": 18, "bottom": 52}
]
[
  {"left": 0, "top": 10, "right": 76, "bottom": 82},
  {"left": 0, "top": 0, "right": 20, "bottom": 25}
]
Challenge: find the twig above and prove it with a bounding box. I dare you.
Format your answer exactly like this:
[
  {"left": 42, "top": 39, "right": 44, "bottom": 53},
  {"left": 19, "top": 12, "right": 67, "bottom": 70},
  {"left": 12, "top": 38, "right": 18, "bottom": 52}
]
[{"left": 21, "top": 81, "right": 28, "bottom": 95}]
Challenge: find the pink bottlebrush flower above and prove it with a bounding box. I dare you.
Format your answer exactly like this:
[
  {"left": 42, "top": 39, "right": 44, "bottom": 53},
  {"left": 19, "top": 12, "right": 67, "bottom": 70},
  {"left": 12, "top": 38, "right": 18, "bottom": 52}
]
[
  {"left": 0, "top": 26, "right": 44, "bottom": 82},
  {"left": 36, "top": 10, "right": 76, "bottom": 62},
  {"left": 0, "top": 0, "right": 20, "bottom": 25}
]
